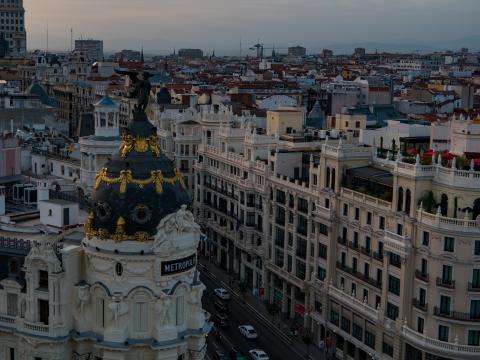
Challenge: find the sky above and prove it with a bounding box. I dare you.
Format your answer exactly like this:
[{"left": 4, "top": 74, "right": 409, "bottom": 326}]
[{"left": 24, "top": 0, "right": 479, "bottom": 54}]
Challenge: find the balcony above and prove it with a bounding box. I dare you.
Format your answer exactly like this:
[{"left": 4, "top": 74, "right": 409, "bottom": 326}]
[
  {"left": 372, "top": 251, "right": 384, "bottom": 262},
  {"left": 348, "top": 241, "right": 359, "bottom": 251},
  {"left": 434, "top": 307, "right": 480, "bottom": 322},
  {"left": 338, "top": 237, "right": 347, "bottom": 246},
  {"left": 415, "top": 270, "right": 429, "bottom": 283},
  {"left": 412, "top": 298, "right": 428, "bottom": 312},
  {"left": 336, "top": 262, "right": 381, "bottom": 289},
  {"left": 417, "top": 208, "right": 480, "bottom": 234},
  {"left": 436, "top": 277, "right": 455, "bottom": 289},
  {"left": 328, "top": 285, "right": 379, "bottom": 322},
  {"left": 360, "top": 246, "right": 371, "bottom": 256},
  {"left": 384, "top": 230, "right": 412, "bottom": 258},
  {"left": 468, "top": 282, "right": 480, "bottom": 292},
  {"left": 402, "top": 325, "right": 480, "bottom": 358}
]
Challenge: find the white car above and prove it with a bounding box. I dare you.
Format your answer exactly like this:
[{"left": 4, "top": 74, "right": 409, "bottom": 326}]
[
  {"left": 249, "top": 349, "right": 269, "bottom": 360},
  {"left": 239, "top": 325, "right": 258, "bottom": 339},
  {"left": 214, "top": 288, "right": 230, "bottom": 300}
]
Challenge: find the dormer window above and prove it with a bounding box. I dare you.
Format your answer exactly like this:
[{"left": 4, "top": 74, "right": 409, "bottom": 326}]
[{"left": 9, "top": 259, "right": 18, "bottom": 274}]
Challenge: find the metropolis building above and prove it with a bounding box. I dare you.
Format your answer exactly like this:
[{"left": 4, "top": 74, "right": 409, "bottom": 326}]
[{"left": 0, "top": 97, "right": 208, "bottom": 359}]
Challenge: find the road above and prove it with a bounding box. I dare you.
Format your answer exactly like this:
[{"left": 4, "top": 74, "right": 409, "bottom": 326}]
[{"left": 200, "top": 263, "right": 308, "bottom": 360}]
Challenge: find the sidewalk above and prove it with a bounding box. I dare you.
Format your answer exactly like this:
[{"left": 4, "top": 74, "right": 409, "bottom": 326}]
[{"left": 200, "top": 256, "right": 327, "bottom": 360}]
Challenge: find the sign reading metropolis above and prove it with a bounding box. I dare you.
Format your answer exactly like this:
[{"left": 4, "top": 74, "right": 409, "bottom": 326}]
[{"left": 161, "top": 254, "right": 197, "bottom": 275}]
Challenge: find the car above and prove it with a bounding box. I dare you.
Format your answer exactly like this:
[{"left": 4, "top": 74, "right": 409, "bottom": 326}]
[
  {"left": 238, "top": 325, "right": 258, "bottom": 339},
  {"left": 248, "top": 349, "right": 269, "bottom": 360},
  {"left": 214, "top": 300, "right": 229, "bottom": 313},
  {"left": 213, "top": 313, "right": 229, "bottom": 327},
  {"left": 229, "top": 347, "right": 247, "bottom": 360},
  {"left": 213, "top": 350, "right": 229, "bottom": 360},
  {"left": 214, "top": 288, "right": 231, "bottom": 300}
]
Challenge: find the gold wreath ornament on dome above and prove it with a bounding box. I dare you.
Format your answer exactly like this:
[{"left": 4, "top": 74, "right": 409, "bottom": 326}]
[
  {"left": 84, "top": 213, "right": 154, "bottom": 242},
  {"left": 119, "top": 135, "right": 160, "bottom": 158},
  {"left": 94, "top": 167, "right": 186, "bottom": 194}
]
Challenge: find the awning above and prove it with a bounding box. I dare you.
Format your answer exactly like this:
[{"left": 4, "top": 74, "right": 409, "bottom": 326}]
[{"left": 0, "top": 175, "right": 28, "bottom": 185}]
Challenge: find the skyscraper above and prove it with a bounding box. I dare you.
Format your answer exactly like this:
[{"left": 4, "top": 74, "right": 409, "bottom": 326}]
[{"left": 0, "top": 0, "right": 26, "bottom": 57}]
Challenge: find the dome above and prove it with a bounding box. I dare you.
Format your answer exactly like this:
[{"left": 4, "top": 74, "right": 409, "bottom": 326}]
[
  {"left": 197, "top": 93, "right": 211, "bottom": 105},
  {"left": 156, "top": 87, "right": 171, "bottom": 105},
  {"left": 85, "top": 110, "right": 191, "bottom": 241}
]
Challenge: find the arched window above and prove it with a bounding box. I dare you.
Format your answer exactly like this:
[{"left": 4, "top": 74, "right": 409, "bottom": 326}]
[
  {"left": 405, "top": 189, "right": 412, "bottom": 216},
  {"left": 397, "top": 187, "right": 404, "bottom": 212},
  {"left": 440, "top": 194, "right": 448, "bottom": 216}
]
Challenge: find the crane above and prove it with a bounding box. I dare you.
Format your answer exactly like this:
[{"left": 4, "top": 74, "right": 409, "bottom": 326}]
[{"left": 249, "top": 43, "right": 288, "bottom": 59}]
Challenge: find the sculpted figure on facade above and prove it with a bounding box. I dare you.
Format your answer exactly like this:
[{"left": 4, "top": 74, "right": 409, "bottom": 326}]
[
  {"left": 155, "top": 294, "right": 173, "bottom": 328},
  {"left": 108, "top": 298, "right": 129, "bottom": 329}
]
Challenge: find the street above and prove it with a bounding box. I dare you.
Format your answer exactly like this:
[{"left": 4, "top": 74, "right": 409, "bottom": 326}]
[{"left": 199, "top": 261, "right": 310, "bottom": 360}]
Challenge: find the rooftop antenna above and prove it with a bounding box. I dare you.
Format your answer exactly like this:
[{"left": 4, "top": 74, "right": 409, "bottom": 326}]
[
  {"left": 239, "top": 36, "right": 242, "bottom": 58},
  {"left": 70, "top": 28, "right": 73, "bottom": 52}
]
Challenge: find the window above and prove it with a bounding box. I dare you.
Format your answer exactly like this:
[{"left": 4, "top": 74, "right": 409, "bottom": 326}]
[
  {"left": 470, "top": 300, "right": 480, "bottom": 319},
  {"left": 389, "top": 253, "right": 401, "bottom": 268},
  {"left": 386, "top": 302, "right": 399, "bottom": 320},
  {"left": 343, "top": 203, "right": 348, "bottom": 216},
  {"left": 318, "top": 243, "right": 327, "bottom": 259},
  {"left": 352, "top": 257, "right": 358, "bottom": 272},
  {"left": 382, "top": 341, "right": 394, "bottom": 357},
  {"left": 38, "top": 299, "right": 49, "bottom": 325},
  {"left": 325, "top": 198, "right": 329, "bottom": 209},
  {"left": 422, "top": 231, "right": 430, "bottom": 246},
  {"left": 377, "top": 269, "right": 383, "bottom": 287},
  {"left": 366, "top": 212, "right": 372, "bottom": 225},
  {"left": 354, "top": 207, "right": 360, "bottom": 220},
  {"left": 419, "top": 288, "right": 426, "bottom": 306},
  {"left": 397, "top": 223, "right": 403, "bottom": 236},
  {"left": 133, "top": 302, "right": 148, "bottom": 333},
  {"left": 379, "top": 216, "right": 385, "bottom": 230},
  {"left": 444, "top": 237, "right": 455, "bottom": 252},
  {"left": 365, "top": 236, "right": 371, "bottom": 252},
  {"left": 365, "top": 330, "right": 375, "bottom": 349},
  {"left": 475, "top": 241, "right": 480, "bottom": 256},
  {"left": 364, "top": 263, "right": 370, "bottom": 279},
  {"left": 417, "top": 317, "right": 424, "bottom": 334},
  {"left": 442, "top": 265, "right": 453, "bottom": 284},
  {"left": 388, "top": 275, "right": 400, "bottom": 295},
  {"left": 421, "top": 258, "right": 428, "bottom": 276},
  {"left": 330, "top": 310, "right": 339, "bottom": 326},
  {"left": 439, "top": 296, "right": 451, "bottom": 314},
  {"left": 176, "top": 296, "right": 184, "bottom": 325},
  {"left": 48, "top": 209, "right": 52, "bottom": 217},
  {"left": 7, "top": 293, "right": 17, "bottom": 316},
  {"left": 298, "top": 198, "right": 308, "bottom": 213},
  {"left": 438, "top": 325, "right": 449, "bottom": 342},
  {"left": 341, "top": 317, "right": 351, "bottom": 333},
  {"left": 317, "top": 266, "right": 326, "bottom": 281},
  {"left": 296, "top": 238, "right": 307, "bottom": 259},
  {"left": 341, "top": 252, "right": 346, "bottom": 267},
  {"left": 287, "top": 255, "right": 292, "bottom": 272},
  {"left": 468, "top": 330, "right": 480, "bottom": 346},
  {"left": 472, "top": 269, "right": 480, "bottom": 288},
  {"left": 38, "top": 270, "right": 48, "bottom": 289},
  {"left": 319, "top": 223, "right": 328, "bottom": 236},
  {"left": 352, "top": 323, "right": 363, "bottom": 341}
]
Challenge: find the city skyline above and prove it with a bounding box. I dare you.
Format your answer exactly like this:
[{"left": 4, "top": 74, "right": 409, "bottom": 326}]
[{"left": 24, "top": 0, "right": 480, "bottom": 54}]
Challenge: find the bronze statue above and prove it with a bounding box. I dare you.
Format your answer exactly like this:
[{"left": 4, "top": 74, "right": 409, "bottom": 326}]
[{"left": 115, "top": 68, "right": 153, "bottom": 113}]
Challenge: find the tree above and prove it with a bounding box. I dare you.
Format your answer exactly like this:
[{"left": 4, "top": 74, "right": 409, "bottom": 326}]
[{"left": 418, "top": 190, "right": 437, "bottom": 213}]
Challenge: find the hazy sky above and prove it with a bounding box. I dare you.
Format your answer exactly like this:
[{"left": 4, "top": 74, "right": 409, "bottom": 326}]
[{"left": 24, "top": 0, "right": 478, "bottom": 53}]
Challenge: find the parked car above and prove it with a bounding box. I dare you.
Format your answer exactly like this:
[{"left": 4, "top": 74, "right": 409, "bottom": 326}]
[
  {"left": 249, "top": 349, "right": 269, "bottom": 360},
  {"left": 213, "top": 313, "right": 229, "bottom": 328},
  {"left": 229, "top": 347, "right": 247, "bottom": 360},
  {"left": 214, "top": 300, "right": 229, "bottom": 313},
  {"left": 238, "top": 325, "right": 258, "bottom": 339},
  {"left": 214, "top": 288, "right": 231, "bottom": 300}
]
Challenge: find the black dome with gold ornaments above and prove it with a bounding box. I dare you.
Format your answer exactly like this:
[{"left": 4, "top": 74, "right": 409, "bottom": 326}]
[{"left": 85, "top": 71, "right": 190, "bottom": 242}]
